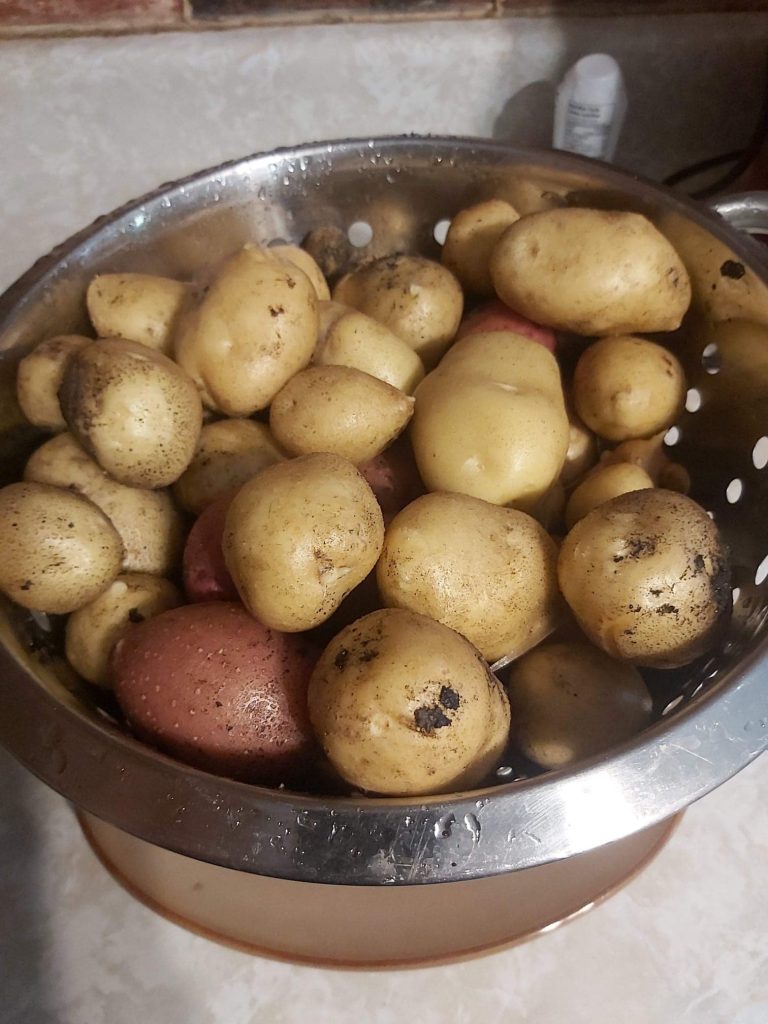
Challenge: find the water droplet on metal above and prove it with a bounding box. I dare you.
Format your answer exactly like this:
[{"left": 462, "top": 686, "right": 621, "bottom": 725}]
[
  {"left": 434, "top": 813, "right": 456, "bottom": 839},
  {"left": 463, "top": 813, "right": 481, "bottom": 842}
]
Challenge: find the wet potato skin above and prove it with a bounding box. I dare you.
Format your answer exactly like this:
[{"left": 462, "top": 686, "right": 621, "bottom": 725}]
[
  {"left": 269, "top": 364, "right": 414, "bottom": 465},
  {"left": 0, "top": 481, "right": 123, "bottom": 614},
  {"left": 308, "top": 608, "right": 510, "bottom": 796},
  {"left": 16, "top": 334, "right": 92, "bottom": 431},
  {"left": 333, "top": 254, "right": 464, "bottom": 368},
  {"left": 59, "top": 337, "right": 203, "bottom": 489},
  {"left": 490, "top": 208, "right": 692, "bottom": 335},
  {"left": 25, "top": 432, "right": 184, "bottom": 576},
  {"left": 223, "top": 453, "right": 385, "bottom": 632},
  {"left": 558, "top": 488, "right": 731, "bottom": 668},
  {"left": 377, "top": 491, "right": 561, "bottom": 662},
  {"left": 65, "top": 573, "right": 181, "bottom": 687},
  {"left": 508, "top": 641, "right": 653, "bottom": 769}
]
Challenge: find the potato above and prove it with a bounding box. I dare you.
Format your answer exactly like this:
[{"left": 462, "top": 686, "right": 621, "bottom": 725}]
[
  {"left": 308, "top": 608, "right": 510, "bottom": 796},
  {"left": 59, "top": 337, "right": 202, "bottom": 488},
  {"left": 173, "top": 419, "right": 284, "bottom": 515},
  {"left": 599, "top": 433, "right": 690, "bottom": 493},
  {"left": 16, "top": 334, "right": 92, "bottom": 431},
  {"left": 378, "top": 492, "right": 561, "bottom": 662},
  {"left": 411, "top": 333, "right": 569, "bottom": 510},
  {"left": 314, "top": 306, "right": 425, "bottom": 394},
  {"left": 358, "top": 435, "right": 424, "bottom": 522},
  {"left": 269, "top": 244, "right": 331, "bottom": 301},
  {"left": 565, "top": 462, "right": 654, "bottom": 529},
  {"left": 65, "top": 573, "right": 181, "bottom": 687},
  {"left": 112, "top": 602, "right": 318, "bottom": 785},
  {"left": 301, "top": 226, "right": 351, "bottom": 281},
  {"left": 561, "top": 411, "right": 598, "bottom": 488},
  {"left": 269, "top": 365, "right": 414, "bottom": 465},
  {"left": 174, "top": 246, "right": 317, "bottom": 415},
  {"left": 573, "top": 336, "right": 685, "bottom": 442},
  {"left": 490, "top": 208, "right": 692, "bottom": 335},
  {"left": 441, "top": 199, "right": 520, "bottom": 296},
  {"left": 435, "top": 330, "right": 564, "bottom": 402},
  {"left": 86, "top": 273, "right": 190, "bottom": 354},
  {"left": 457, "top": 298, "right": 556, "bottom": 351},
  {"left": 223, "top": 453, "right": 384, "bottom": 631},
  {"left": 508, "top": 641, "right": 653, "bottom": 768},
  {"left": 333, "top": 254, "right": 463, "bottom": 367},
  {"left": 24, "top": 432, "right": 184, "bottom": 576},
  {"left": 0, "top": 482, "right": 122, "bottom": 613},
  {"left": 558, "top": 489, "right": 730, "bottom": 668},
  {"left": 182, "top": 491, "right": 239, "bottom": 603}
]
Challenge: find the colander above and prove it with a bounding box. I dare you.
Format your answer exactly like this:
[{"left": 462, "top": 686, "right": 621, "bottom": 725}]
[{"left": 0, "top": 137, "right": 767, "bottom": 964}]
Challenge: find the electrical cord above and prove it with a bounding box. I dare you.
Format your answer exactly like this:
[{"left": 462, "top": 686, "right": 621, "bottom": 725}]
[{"left": 663, "top": 51, "right": 768, "bottom": 199}]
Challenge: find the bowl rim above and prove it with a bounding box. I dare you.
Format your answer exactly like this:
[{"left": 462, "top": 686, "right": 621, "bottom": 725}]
[{"left": 1, "top": 134, "right": 767, "bottom": 886}]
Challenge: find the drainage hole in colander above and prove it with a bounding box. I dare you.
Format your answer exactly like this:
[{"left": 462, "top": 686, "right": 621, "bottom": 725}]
[
  {"left": 347, "top": 221, "right": 373, "bottom": 247},
  {"left": 726, "top": 478, "right": 744, "bottom": 504},
  {"left": 755, "top": 555, "right": 768, "bottom": 585},
  {"left": 685, "top": 387, "right": 702, "bottom": 413},
  {"left": 433, "top": 218, "right": 451, "bottom": 245},
  {"left": 732, "top": 586, "right": 742, "bottom": 604},
  {"left": 752, "top": 436, "right": 768, "bottom": 470},
  {"left": 701, "top": 342, "right": 721, "bottom": 374},
  {"left": 664, "top": 425, "right": 681, "bottom": 446}
]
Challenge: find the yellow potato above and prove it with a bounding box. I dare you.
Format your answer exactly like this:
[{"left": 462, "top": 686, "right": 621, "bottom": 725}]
[
  {"left": 377, "top": 492, "right": 561, "bottom": 662},
  {"left": 560, "top": 411, "right": 598, "bottom": 488},
  {"left": 308, "top": 608, "right": 510, "bottom": 795},
  {"left": 508, "top": 641, "right": 653, "bottom": 768},
  {"left": 223, "top": 453, "right": 384, "bottom": 631},
  {"left": 60, "top": 338, "right": 202, "bottom": 488},
  {"left": 599, "top": 433, "right": 690, "bottom": 493},
  {"left": 411, "top": 332, "right": 569, "bottom": 510},
  {"left": 16, "top": 335, "right": 92, "bottom": 431},
  {"left": 558, "top": 489, "right": 730, "bottom": 668},
  {"left": 441, "top": 198, "right": 520, "bottom": 296},
  {"left": 269, "top": 244, "right": 331, "bottom": 301},
  {"left": 65, "top": 573, "right": 181, "bottom": 687},
  {"left": 0, "top": 482, "right": 122, "bottom": 614},
  {"left": 175, "top": 246, "right": 318, "bottom": 415},
  {"left": 173, "top": 419, "right": 284, "bottom": 515},
  {"left": 314, "top": 307, "right": 425, "bottom": 394},
  {"left": 25, "top": 432, "right": 184, "bottom": 575},
  {"left": 565, "top": 462, "right": 654, "bottom": 529},
  {"left": 573, "top": 336, "right": 685, "bottom": 441},
  {"left": 86, "top": 273, "right": 190, "bottom": 354},
  {"left": 435, "top": 330, "right": 564, "bottom": 402},
  {"left": 333, "top": 254, "right": 463, "bottom": 367},
  {"left": 270, "top": 365, "right": 414, "bottom": 465},
  {"left": 490, "top": 208, "right": 692, "bottom": 335}
]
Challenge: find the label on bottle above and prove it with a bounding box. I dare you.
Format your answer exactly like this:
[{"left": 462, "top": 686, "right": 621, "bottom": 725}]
[{"left": 563, "top": 100, "right": 614, "bottom": 159}]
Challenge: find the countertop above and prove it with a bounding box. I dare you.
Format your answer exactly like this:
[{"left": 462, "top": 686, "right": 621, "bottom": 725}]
[{"left": 1, "top": 14, "right": 768, "bottom": 1024}]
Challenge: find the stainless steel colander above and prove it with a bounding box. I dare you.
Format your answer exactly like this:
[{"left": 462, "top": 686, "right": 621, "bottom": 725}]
[{"left": 0, "top": 136, "right": 767, "bottom": 888}]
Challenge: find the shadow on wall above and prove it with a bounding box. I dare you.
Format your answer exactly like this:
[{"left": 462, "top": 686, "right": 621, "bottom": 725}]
[{"left": 492, "top": 15, "right": 766, "bottom": 183}]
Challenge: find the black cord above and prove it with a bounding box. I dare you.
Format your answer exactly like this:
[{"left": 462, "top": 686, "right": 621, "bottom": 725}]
[{"left": 663, "top": 51, "right": 768, "bottom": 199}]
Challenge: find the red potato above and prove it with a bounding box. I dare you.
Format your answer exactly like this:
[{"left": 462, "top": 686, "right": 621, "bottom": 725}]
[
  {"left": 358, "top": 436, "right": 424, "bottom": 523},
  {"left": 112, "top": 602, "right": 318, "bottom": 785},
  {"left": 182, "top": 491, "right": 239, "bottom": 603},
  {"left": 457, "top": 299, "right": 556, "bottom": 352}
]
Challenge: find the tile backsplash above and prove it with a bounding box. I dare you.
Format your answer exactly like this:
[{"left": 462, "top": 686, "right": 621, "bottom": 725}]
[{"left": 1, "top": 0, "right": 765, "bottom": 36}]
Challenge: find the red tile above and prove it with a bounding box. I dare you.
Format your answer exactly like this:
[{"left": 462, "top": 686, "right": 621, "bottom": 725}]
[{"left": 0, "top": 0, "right": 183, "bottom": 25}]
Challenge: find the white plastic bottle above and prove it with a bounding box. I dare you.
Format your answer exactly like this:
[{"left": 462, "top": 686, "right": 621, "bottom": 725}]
[{"left": 553, "top": 53, "right": 627, "bottom": 162}]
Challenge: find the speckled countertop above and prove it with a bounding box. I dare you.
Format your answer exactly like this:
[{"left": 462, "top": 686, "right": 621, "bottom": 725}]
[{"left": 1, "top": 14, "right": 768, "bottom": 1024}]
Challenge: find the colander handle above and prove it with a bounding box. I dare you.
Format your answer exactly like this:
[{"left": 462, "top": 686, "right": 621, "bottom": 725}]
[{"left": 709, "top": 191, "right": 768, "bottom": 234}]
